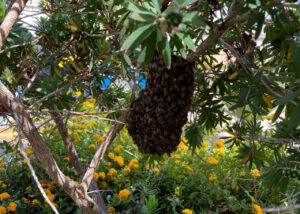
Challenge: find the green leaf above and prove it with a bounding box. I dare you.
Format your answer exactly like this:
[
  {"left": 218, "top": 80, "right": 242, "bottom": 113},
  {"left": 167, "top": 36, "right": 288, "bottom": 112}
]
[
  {"left": 126, "top": 2, "right": 152, "bottom": 13},
  {"left": 138, "top": 32, "right": 156, "bottom": 63},
  {"left": 272, "top": 104, "right": 284, "bottom": 123},
  {"left": 276, "top": 87, "right": 300, "bottom": 105},
  {"left": 288, "top": 102, "right": 300, "bottom": 130},
  {"left": 151, "top": 0, "right": 161, "bottom": 14},
  {"left": 289, "top": 41, "right": 300, "bottom": 77},
  {"left": 129, "top": 11, "right": 156, "bottom": 22},
  {"left": 177, "top": 0, "right": 197, "bottom": 7},
  {"left": 157, "top": 32, "right": 171, "bottom": 66},
  {"left": 255, "top": 12, "right": 265, "bottom": 39},
  {"left": 209, "top": 30, "right": 216, "bottom": 49},
  {"left": 122, "top": 23, "right": 156, "bottom": 50},
  {"left": 122, "top": 53, "right": 132, "bottom": 66}
]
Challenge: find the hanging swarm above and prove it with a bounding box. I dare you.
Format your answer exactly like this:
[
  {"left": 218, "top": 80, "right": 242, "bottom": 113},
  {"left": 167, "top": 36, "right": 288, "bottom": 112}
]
[{"left": 127, "top": 53, "right": 195, "bottom": 156}]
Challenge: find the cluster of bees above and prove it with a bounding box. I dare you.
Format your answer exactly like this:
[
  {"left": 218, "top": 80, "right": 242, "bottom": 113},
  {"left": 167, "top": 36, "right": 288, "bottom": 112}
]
[{"left": 127, "top": 54, "right": 195, "bottom": 156}]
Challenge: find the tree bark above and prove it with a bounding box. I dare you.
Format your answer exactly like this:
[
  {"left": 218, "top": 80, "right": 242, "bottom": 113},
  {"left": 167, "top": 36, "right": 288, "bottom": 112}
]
[
  {"left": 0, "top": 0, "right": 28, "bottom": 50},
  {"left": 0, "top": 82, "right": 98, "bottom": 213},
  {"left": 51, "top": 111, "right": 109, "bottom": 213}
]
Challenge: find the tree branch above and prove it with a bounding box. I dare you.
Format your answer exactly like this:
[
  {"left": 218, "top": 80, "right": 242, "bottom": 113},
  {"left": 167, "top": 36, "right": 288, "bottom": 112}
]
[
  {"left": 262, "top": 204, "right": 300, "bottom": 212},
  {"left": 0, "top": 0, "right": 28, "bottom": 50}
]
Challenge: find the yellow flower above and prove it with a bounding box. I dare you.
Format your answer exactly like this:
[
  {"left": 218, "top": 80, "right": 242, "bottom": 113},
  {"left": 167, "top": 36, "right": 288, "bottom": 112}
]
[
  {"left": 207, "top": 157, "right": 218, "bottom": 165},
  {"left": 75, "top": 91, "right": 82, "bottom": 96},
  {"left": 252, "top": 204, "right": 263, "bottom": 214},
  {"left": 127, "top": 159, "right": 139, "bottom": 171},
  {"left": 0, "top": 192, "right": 10, "bottom": 200},
  {"left": 108, "top": 153, "right": 114, "bottom": 160},
  {"left": 32, "top": 199, "right": 41, "bottom": 205},
  {"left": 118, "top": 189, "right": 130, "bottom": 200},
  {"left": 114, "top": 156, "right": 124, "bottom": 166},
  {"left": 93, "top": 173, "right": 99, "bottom": 181},
  {"left": 11, "top": 121, "right": 16, "bottom": 125},
  {"left": 113, "top": 145, "right": 123, "bottom": 152},
  {"left": 0, "top": 167, "right": 5, "bottom": 171},
  {"left": 63, "top": 157, "right": 70, "bottom": 162},
  {"left": 182, "top": 209, "right": 193, "bottom": 214},
  {"left": 240, "top": 171, "right": 246, "bottom": 177},
  {"left": 1, "top": 184, "right": 7, "bottom": 188},
  {"left": 22, "top": 197, "right": 30, "bottom": 204},
  {"left": 216, "top": 148, "right": 224, "bottom": 157},
  {"left": 88, "top": 122, "right": 95, "bottom": 128},
  {"left": 98, "top": 172, "right": 106, "bottom": 179},
  {"left": 214, "top": 140, "right": 224, "bottom": 148},
  {"left": 74, "top": 181, "right": 80, "bottom": 186},
  {"left": 154, "top": 168, "right": 160, "bottom": 176},
  {"left": 120, "top": 139, "right": 125, "bottom": 143},
  {"left": 177, "top": 141, "right": 188, "bottom": 151},
  {"left": 185, "top": 165, "right": 194, "bottom": 173},
  {"left": 107, "top": 168, "right": 117, "bottom": 177},
  {"left": 88, "top": 144, "right": 96, "bottom": 150},
  {"left": 0, "top": 206, "right": 6, "bottom": 214},
  {"left": 209, "top": 175, "right": 217, "bottom": 181},
  {"left": 195, "top": 148, "right": 199, "bottom": 153},
  {"left": 58, "top": 61, "right": 64, "bottom": 68},
  {"left": 109, "top": 206, "right": 115, "bottom": 213},
  {"left": 201, "top": 141, "right": 209, "bottom": 147},
  {"left": 265, "top": 114, "right": 274, "bottom": 121},
  {"left": 7, "top": 202, "right": 17, "bottom": 211},
  {"left": 74, "top": 135, "right": 80, "bottom": 143},
  {"left": 104, "top": 162, "right": 111, "bottom": 167},
  {"left": 171, "top": 154, "right": 180, "bottom": 159},
  {"left": 251, "top": 169, "right": 260, "bottom": 177},
  {"left": 68, "top": 130, "right": 72, "bottom": 135},
  {"left": 233, "top": 147, "right": 239, "bottom": 152}
]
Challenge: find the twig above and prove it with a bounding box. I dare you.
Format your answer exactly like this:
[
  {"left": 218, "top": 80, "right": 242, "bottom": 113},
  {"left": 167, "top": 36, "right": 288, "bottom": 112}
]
[
  {"left": 0, "top": 36, "right": 42, "bottom": 54},
  {"left": 262, "top": 204, "right": 300, "bottom": 212},
  {"left": 28, "top": 85, "right": 69, "bottom": 110},
  {"left": 22, "top": 66, "right": 41, "bottom": 97},
  {"left": 11, "top": 99, "right": 59, "bottom": 214}
]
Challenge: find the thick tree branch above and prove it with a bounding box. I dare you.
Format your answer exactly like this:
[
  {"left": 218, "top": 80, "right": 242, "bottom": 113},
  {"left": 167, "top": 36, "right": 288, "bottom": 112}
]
[
  {"left": 0, "top": 82, "right": 98, "bottom": 213},
  {"left": 51, "top": 111, "right": 109, "bottom": 213},
  {"left": 79, "top": 111, "right": 128, "bottom": 195},
  {"left": 0, "top": 0, "right": 28, "bottom": 50}
]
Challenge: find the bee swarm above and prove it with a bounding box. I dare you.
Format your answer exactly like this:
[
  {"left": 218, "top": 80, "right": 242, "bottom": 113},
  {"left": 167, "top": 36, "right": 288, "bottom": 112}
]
[{"left": 127, "top": 54, "right": 195, "bottom": 156}]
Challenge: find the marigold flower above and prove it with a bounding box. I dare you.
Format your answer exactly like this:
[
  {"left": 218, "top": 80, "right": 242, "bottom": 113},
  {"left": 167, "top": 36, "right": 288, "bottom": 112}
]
[
  {"left": 201, "top": 141, "right": 209, "bottom": 147},
  {"left": 233, "top": 147, "right": 239, "bottom": 152},
  {"left": 252, "top": 204, "right": 263, "bottom": 214},
  {"left": 11, "top": 121, "right": 16, "bottom": 125},
  {"left": 32, "top": 199, "right": 41, "bottom": 205},
  {"left": 171, "top": 154, "right": 180, "bottom": 159},
  {"left": 177, "top": 142, "right": 188, "bottom": 151},
  {"left": 75, "top": 91, "right": 82, "bottom": 96},
  {"left": 0, "top": 192, "right": 10, "bottom": 200},
  {"left": 0, "top": 167, "right": 5, "bottom": 171},
  {"left": 22, "top": 197, "right": 30, "bottom": 204},
  {"left": 214, "top": 140, "right": 224, "bottom": 148},
  {"left": 114, "top": 156, "right": 124, "bottom": 166},
  {"left": 251, "top": 169, "right": 260, "bottom": 177},
  {"left": 240, "top": 172, "right": 246, "bottom": 177},
  {"left": 118, "top": 189, "right": 130, "bottom": 200},
  {"left": 63, "top": 157, "right": 70, "bottom": 162},
  {"left": 0, "top": 206, "right": 6, "bottom": 214},
  {"left": 74, "top": 136, "right": 80, "bottom": 143},
  {"left": 98, "top": 172, "right": 106, "bottom": 179},
  {"left": 113, "top": 145, "right": 123, "bottom": 152},
  {"left": 107, "top": 168, "right": 117, "bottom": 177},
  {"left": 216, "top": 148, "right": 224, "bottom": 157},
  {"left": 93, "top": 173, "right": 99, "bottom": 181},
  {"left": 127, "top": 159, "right": 139, "bottom": 171},
  {"left": 120, "top": 139, "right": 125, "bottom": 143},
  {"left": 7, "top": 202, "right": 17, "bottom": 211},
  {"left": 182, "top": 209, "right": 193, "bottom": 214},
  {"left": 100, "top": 182, "right": 107, "bottom": 188},
  {"left": 1, "top": 184, "right": 6, "bottom": 188},
  {"left": 88, "top": 144, "right": 96, "bottom": 150},
  {"left": 108, "top": 206, "right": 115, "bottom": 213},
  {"left": 207, "top": 157, "right": 218, "bottom": 165},
  {"left": 108, "top": 153, "right": 114, "bottom": 160}
]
